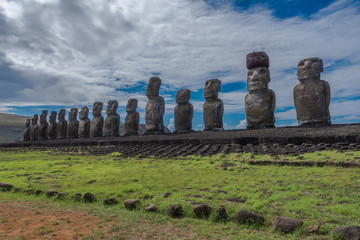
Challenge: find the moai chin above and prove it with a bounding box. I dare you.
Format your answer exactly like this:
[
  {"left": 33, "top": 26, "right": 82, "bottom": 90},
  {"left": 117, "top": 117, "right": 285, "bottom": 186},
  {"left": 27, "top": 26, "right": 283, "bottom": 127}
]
[
  {"left": 125, "top": 98, "right": 140, "bottom": 136},
  {"left": 30, "top": 114, "right": 39, "bottom": 141},
  {"left": 105, "top": 100, "right": 120, "bottom": 137},
  {"left": 48, "top": 111, "right": 57, "bottom": 140},
  {"left": 174, "top": 89, "right": 193, "bottom": 133},
  {"left": 203, "top": 78, "right": 224, "bottom": 131},
  {"left": 245, "top": 51, "right": 276, "bottom": 129},
  {"left": 23, "top": 119, "right": 31, "bottom": 141},
  {"left": 38, "top": 110, "right": 49, "bottom": 140},
  {"left": 67, "top": 108, "right": 79, "bottom": 138},
  {"left": 91, "top": 102, "right": 104, "bottom": 137},
  {"left": 78, "top": 106, "right": 90, "bottom": 138},
  {"left": 145, "top": 77, "right": 165, "bottom": 134},
  {"left": 294, "top": 57, "right": 331, "bottom": 126},
  {"left": 57, "top": 109, "right": 67, "bottom": 139}
]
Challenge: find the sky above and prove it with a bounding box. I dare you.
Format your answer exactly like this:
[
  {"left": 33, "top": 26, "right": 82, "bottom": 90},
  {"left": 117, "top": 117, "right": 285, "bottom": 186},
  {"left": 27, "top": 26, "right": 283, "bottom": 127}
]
[{"left": 0, "top": 0, "right": 359, "bottom": 131}]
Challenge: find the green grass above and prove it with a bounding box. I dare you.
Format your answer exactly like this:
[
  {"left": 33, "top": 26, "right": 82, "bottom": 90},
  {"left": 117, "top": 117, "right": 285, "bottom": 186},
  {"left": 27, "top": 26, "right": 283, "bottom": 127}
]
[{"left": 1, "top": 149, "right": 360, "bottom": 239}]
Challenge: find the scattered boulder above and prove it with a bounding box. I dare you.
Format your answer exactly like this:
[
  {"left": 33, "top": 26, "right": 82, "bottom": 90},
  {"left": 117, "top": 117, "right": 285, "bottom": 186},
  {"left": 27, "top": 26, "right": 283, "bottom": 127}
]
[
  {"left": 73, "top": 193, "right": 82, "bottom": 201},
  {"left": 333, "top": 226, "right": 360, "bottom": 240},
  {"left": 236, "top": 210, "right": 265, "bottom": 225},
  {"left": 167, "top": 204, "right": 183, "bottom": 218},
  {"left": 57, "top": 192, "right": 69, "bottom": 199},
  {"left": 145, "top": 203, "right": 158, "bottom": 212},
  {"left": 193, "top": 204, "right": 212, "bottom": 219},
  {"left": 46, "top": 189, "right": 58, "bottom": 197},
  {"left": 124, "top": 199, "right": 140, "bottom": 210},
  {"left": 35, "top": 190, "right": 44, "bottom": 195},
  {"left": 84, "top": 192, "right": 95, "bottom": 203},
  {"left": 216, "top": 206, "right": 228, "bottom": 221},
  {"left": 104, "top": 198, "right": 118, "bottom": 206},
  {"left": 272, "top": 216, "right": 303, "bottom": 233},
  {"left": 0, "top": 182, "right": 13, "bottom": 191}
]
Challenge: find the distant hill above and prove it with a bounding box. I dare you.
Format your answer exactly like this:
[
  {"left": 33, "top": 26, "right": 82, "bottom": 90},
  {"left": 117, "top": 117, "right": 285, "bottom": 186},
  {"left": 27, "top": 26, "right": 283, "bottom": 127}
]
[{"left": 0, "top": 113, "right": 30, "bottom": 143}]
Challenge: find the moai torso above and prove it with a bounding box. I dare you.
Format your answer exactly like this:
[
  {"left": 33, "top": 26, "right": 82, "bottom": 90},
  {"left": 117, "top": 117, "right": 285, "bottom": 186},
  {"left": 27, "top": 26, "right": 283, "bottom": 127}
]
[
  {"left": 57, "top": 109, "right": 67, "bottom": 139},
  {"left": 125, "top": 99, "right": 139, "bottom": 135},
  {"left": 174, "top": 89, "right": 193, "bottom": 133},
  {"left": 145, "top": 77, "right": 165, "bottom": 134},
  {"left": 48, "top": 111, "right": 57, "bottom": 140},
  {"left": 23, "top": 119, "right": 31, "bottom": 141},
  {"left": 30, "top": 114, "right": 39, "bottom": 141},
  {"left": 78, "top": 106, "right": 90, "bottom": 138},
  {"left": 293, "top": 58, "right": 331, "bottom": 126},
  {"left": 203, "top": 79, "right": 224, "bottom": 131},
  {"left": 105, "top": 100, "right": 120, "bottom": 137},
  {"left": 67, "top": 108, "right": 79, "bottom": 138},
  {"left": 38, "top": 110, "right": 48, "bottom": 140},
  {"left": 91, "top": 102, "right": 104, "bottom": 137}
]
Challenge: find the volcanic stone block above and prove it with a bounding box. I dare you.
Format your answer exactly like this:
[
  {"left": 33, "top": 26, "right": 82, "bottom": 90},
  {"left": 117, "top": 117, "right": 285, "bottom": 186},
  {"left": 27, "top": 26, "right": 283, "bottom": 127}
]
[
  {"left": 105, "top": 100, "right": 120, "bottom": 137},
  {"left": 145, "top": 77, "right": 165, "bottom": 134},
  {"left": 236, "top": 210, "right": 265, "bottom": 225},
  {"left": 167, "top": 204, "right": 183, "bottom": 218},
  {"left": 272, "top": 216, "right": 303, "bottom": 233},
  {"left": 216, "top": 206, "right": 228, "bottom": 220},
  {"left": 67, "top": 108, "right": 79, "bottom": 138},
  {"left": 203, "top": 79, "right": 224, "bottom": 131},
  {"left": 145, "top": 203, "right": 158, "bottom": 212},
  {"left": 294, "top": 57, "right": 331, "bottom": 126},
  {"left": 246, "top": 51, "right": 269, "bottom": 69},
  {"left": 78, "top": 106, "right": 90, "bottom": 138},
  {"left": 0, "top": 182, "right": 13, "bottom": 191},
  {"left": 193, "top": 204, "right": 212, "bottom": 218},
  {"left": 174, "top": 89, "right": 193, "bottom": 133},
  {"left": 48, "top": 111, "right": 57, "bottom": 140},
  {"left": 125, "top": 98, "right": 139, "bottom": 135},
  {"left": 84, "top": 192, "right": 95, "bottom": 203},
  {"left": 30, "top": 114, "right": 39, "bottom": 141},
  {"left": 333, "top": 226, "right": 360, "bottom": 240},
  {"left": 46, "top": 189, "right": 58, "bottom": 197},
  {"left": 90, "top": 102, "right": 104, "bottom": 137},
  {"left": 23, "top": 119, "right": 31, "bottom": 141},
  {"left": 124, "top": 199, "right": 140, "bottom": 210},
  {"left": 104, "top": 198, "right": 118, "bottom": 206},
  {"left": 38, "top": 110, "right": 48, "bottom": 140},
  {"left": 57, "top": 109, "right": 67, "bottom": 139}
]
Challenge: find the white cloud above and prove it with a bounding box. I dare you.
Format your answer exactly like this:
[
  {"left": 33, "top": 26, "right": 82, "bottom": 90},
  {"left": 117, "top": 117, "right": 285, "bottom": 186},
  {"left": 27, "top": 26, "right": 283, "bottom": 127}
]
[
  {"left": 236, "top": 119, "right": 247, "bottom": 129},
  {"left": 167, "top": 117, "right": 175, "bottom": 131}
]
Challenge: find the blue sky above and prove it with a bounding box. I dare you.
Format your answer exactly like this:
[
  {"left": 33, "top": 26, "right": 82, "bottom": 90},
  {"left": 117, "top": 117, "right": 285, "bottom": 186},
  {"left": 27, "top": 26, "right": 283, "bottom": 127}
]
[{"left": 0, "top": 0, "right": 359, "bottom": 131}]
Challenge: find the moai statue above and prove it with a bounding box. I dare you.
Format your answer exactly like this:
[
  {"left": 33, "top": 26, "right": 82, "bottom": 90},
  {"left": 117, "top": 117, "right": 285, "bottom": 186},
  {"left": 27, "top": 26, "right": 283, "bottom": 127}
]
[
  {"left": 48, "top": 111, "right": 57, "bottom": 140},
  {"left": 38, "top": 110, "right": 48, "bottom": 140},
  {"left": 78, "top": 106, "right": 90, "bottom": 138},
  {"left": 294, "top": 57, "right": 331, "bottom": 126},
  {"left": 30, "top": 114, "right": 39, "bottom": 141},
  {"left": 23, "top": 119, "right": 31, "bottom": 141},
  {"left": 57, "top": 109, "right": 67, "bottom": 139},
  {"left": 145, "top": 77, "right": 165, "bottom": 134},
  {"left": 174, "top": 89, "right": 193, "bottom": 133},
  {"left": 67, "top": 108, "right": 79, "bottom": 138},
  {"left": 105, "top": 100, "right": 120, "bottom": 137},
  {"left": 245, "top": 51, "right": 276, "bottom": 129},
  {"left": 203, "top": 78, "right": 224, "bottom": 131},
  {"left": 125, "top": 98, "right": 139, "bottom": 135},
  {"left": 90, "top": 102, "right": 104, "bottom": 137}
]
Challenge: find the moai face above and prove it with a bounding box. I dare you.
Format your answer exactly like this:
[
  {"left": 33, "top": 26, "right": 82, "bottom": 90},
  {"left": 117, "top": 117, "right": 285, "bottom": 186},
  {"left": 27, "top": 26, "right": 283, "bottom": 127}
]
[
  {"left": 69, "top": 108, "right": 78, "bottom": 121},
  {"left": 31, "top": 114, "right": 38, "bottom": 125},
  {"left": 176, "top": 89, "right": 191, "bottom": 104},
  {"left": 146, "top": 77, "right": 161, "bottom": 97},
  {"left": 79, "top": 106, "right": 89, "bottom": 120},
  {"left": 40, "top": 110, "right": 48, "bottom": 123},
  {"left": 25, "top": 119, "right": 30, "bottom": 127},
  {"left": 49, "top": 111, "right": 57, "bottom": 123},
  {"left": 297, "top": 58, "right": 323, "bottom": 81},
  {"left": 106, "top": 100, "right": 118, "bottom": 115},
  {"left": 58, "top": 109, "right": 66, "bottom": 121},
  {"left": 126, "top": 99, "right": 138, "bottom": 112},
  {"left": 247, "top": 67, "right": 270, "bottom": 92},
  {"left": 92, "top": 102, "right": 103, "bottom": 116},
  {"left": 204, "top": 79, "right": 221, "bottom": 100}
]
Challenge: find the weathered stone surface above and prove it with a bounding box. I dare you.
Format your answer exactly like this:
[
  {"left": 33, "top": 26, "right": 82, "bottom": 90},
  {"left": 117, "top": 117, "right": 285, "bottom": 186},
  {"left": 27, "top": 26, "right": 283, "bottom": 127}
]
[
  {"left": 236, "top": 210, "right": 265, "bottom": 225},
  {"left": 124, "top": 199, "right": 140, "bottom": 210},
  {"left": 246, "top": 51, "right": 269, "bottom": 69},
  {"left": 294, "top": 58, "right": 331, "bottom": 126},
  {"left": 216, "top": 206, "right": 228, "bottom": 220},
  {"left": 245, "top": 65, "right": 275, "bottom": 129},
  {"left": 125, "top": 99, "right": 139, "bottom": 135},
  {"left": 333, "top": 226, "right": 360, "bottom": 240},
  {"left": 307, "top": 225, "right": 319, "bottom": 233},
  {"left": 272, "top": 216, "right": 303, "bottom": 233},
  {"left": 46, "top": 189, "right": 58, "bottom": 197},
  {"left": 84, "top": 192, "right": 95, "bottom": 203},
  {"left": 145, "top": 203, "right": 158, "bottom": 212},
  {"left": 105, "top": 100, "right": 120, "bottom": 137},
  {"left": 145, "top": 77, "right": 165, "bottom": 134},
  {"left": 104, "top": 198, "right": 118, "bottom": 205},
  {"left": 30, "top": 114, "right": 39, "bottom": 141},
  {"left": 57, "top": 109, "right": 67, "bottom": 139},
  {"left": 167, "top": 204, "right": 183, "bottom": 218},
  {"left": 67, "top": 108, "right": 79, "bottom": 138},
  {"left": 57, "top": 192, "right": 69, "bottom": 199},
  {"left": 90, "top": 102, "right": 104, "bottom": 137},
  {"left": 38, "top": 110, "right": 48, "bottom": 140},
  {"left": 73, "top": 193, "right": 82, "bottom": 201},
  {"left": 23, "top": 119, "right": 31, "bottom": 141},
  {"left": 193, "top": 204, "right": 212, "bottom": 218},
  {"left": 0, "top": 182, "right": 13, "bottom": 191},
  {"left": 35, "top": 189, "right": 44, "bottom": 195},
  {"left": 203, "top": 79, "right": 224, "bottom": 131},
  {"left": 175, "top": 89, "right": 193, "bottom": 133},
  {"left": 48, "top": 111, "right": 57, "bottom": 140},
  {"left": 78, "top": 106, "right": 90, "bottom": 138}
]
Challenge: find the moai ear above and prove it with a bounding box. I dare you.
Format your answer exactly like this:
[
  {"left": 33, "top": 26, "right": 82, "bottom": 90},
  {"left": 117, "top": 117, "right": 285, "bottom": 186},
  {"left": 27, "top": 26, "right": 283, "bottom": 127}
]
[{"left": 319, "top": 59, "right": 324, "bottom": 72}]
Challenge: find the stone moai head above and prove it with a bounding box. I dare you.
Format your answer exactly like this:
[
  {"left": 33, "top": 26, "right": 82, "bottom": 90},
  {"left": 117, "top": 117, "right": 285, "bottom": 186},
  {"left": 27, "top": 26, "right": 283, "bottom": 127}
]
[
  {"left": 69, "top": 108, "right": 78, "bottom": 121},
  {"left": 92, "top": 102, "right": 103, "bottom": 116},
  {"left": 146, "top": 77, "right": 161, "bottom": 97},
  {"left": 49, "top": 111, "right": 57, "bottom": 123},
  {"left": 297, "top": 57, "right": 323, "bottom": 81},
  {"left": 25, "top": 119, "right": 30, "bottom": 127},
  {"left": 40, "top": 110, "right": 48, "bottom": 123},
  {"left": 176, "top": 89, "right": 191, "bottom": 104},
  {"left": 106, "top": 100, "right": 118, "bottom": 115},
  {"left": 58, "top": 109, "right": 66, "bottom": 121},
  {"left": 126, "top": 99, "right": 138, "bottom": 112},
  {"left": 79, "top": 106, "right": 89, "bottom": 120},
  {"left": 31, "top": 114, "right": 38, "bottom": 125},
  {"left": 204, "top": 79, "right": 221, "bottom": 100},
  {"left": 247, "top": 67, "right": 270, "bottom": 92}
]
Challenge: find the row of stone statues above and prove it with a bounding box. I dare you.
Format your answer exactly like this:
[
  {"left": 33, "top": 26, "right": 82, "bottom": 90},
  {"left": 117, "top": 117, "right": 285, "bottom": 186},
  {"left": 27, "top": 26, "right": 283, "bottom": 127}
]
[{"left": 23, "top": 52, "right": 331, "bottom": 141}]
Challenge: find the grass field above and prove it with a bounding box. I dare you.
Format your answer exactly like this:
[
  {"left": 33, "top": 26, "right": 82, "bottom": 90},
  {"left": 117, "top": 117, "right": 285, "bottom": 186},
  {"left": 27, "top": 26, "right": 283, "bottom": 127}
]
[{"left": 1, "top": 149, "right": 360, "bottom": 239}]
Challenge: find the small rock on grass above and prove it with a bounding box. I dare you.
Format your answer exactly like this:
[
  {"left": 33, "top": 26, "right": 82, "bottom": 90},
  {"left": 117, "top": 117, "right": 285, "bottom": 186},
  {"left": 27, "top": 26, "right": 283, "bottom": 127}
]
[
  {"left": 307, "top": 225, "right": 319, "bottom": 233},
  {"left": 104, "top": 198, "right": 118, "bottom": 206},
  {"left": 272, "top": 216, "right": 303, "bottom": 233},
  {"left": 46, "top": 189, "right": 58, "bottom": 197},
  {"left": 167, "top": 204, "right": 183, "bottom": 218},
  {"left": 333, "top": 226, "right": 360, "bottom": 240},
  {"left": 73, "top": 193, "right": 82, "bottom": 201},
  {"left": 193, "top": 204, "right": 212, "bottom": 219},
  {"left": 0, "top": 182, "right": 13, "bottom": 191},
  {"left": 24, "top": 189, "right": 35, "bottom": 194},
  {"left": 35, "top": 190, "right": 44, "bottom": 195},
  {"left": 236, "top": 210, "right": 265, "bottom": 225},
  {"left": 84, "top": 192, "right": 95, "bottom": 203},
  {"left": 216, "top": 206, "right": 228, "bottom": 221},
  {"left": 124, "top": 199, "right": 140, "bottom": 210},
  {"left": 145, "top": 203, "right": 158, "bottom": 212},
  {"left": 57, "top": 192, "right": 69, "bottom": 199}
]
